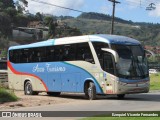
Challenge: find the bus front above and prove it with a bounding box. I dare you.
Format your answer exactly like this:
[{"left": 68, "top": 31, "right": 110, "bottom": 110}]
[
  {"left": 112, "top": 44, "right": 149, "bottom": 95},
  {"left": 93, "top": 35, "right": 150, "bottom": 98}
]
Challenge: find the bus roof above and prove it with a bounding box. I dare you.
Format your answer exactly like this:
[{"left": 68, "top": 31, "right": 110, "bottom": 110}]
[{"left": 9, "top": 34, "right": 141, "bottom": 50}]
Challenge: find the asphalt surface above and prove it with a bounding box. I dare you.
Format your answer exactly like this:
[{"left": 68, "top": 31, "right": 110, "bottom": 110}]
[{"left": 1, "top": 91, "right": 160, "bottom": 120}]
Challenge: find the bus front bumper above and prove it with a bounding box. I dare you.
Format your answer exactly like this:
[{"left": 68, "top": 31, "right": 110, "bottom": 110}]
[{"left": 115, "top": 81, "right": 150, "bottom": 94}]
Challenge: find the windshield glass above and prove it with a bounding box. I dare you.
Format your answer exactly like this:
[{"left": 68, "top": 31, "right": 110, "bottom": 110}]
[{"left": 112, "top": 45, "right": 148, "bottom": 79}]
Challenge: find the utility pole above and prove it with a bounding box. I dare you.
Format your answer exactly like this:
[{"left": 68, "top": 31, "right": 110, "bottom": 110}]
[{"left": 108, "top": 0, "right": 120, "bottom": 34}]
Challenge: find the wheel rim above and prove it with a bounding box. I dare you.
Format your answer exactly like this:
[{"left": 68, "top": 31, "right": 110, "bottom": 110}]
[
  {"left": 26, "top": 84, "right": 32, "bottom": 94},
  {"left": 88, "top": 86, "right": 92, "bottom": 99}
]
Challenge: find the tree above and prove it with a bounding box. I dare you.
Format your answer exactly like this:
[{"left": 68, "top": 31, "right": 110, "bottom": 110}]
[
  {"left": 0, "top": 12, "right": 12, "bottom": 37},
  {"left": 14, "top": 13, "right": 29, "bottom": 27},
  {"left": 44, "top": 16, "right": 56, "bottom": 26},
  {"left": 48, "top": 20, "right": 57, "bottom": 38},
  {"left": 35, "top": 12, "right": 43, "bottom": 21},
  {"left": 15, "top": 0, "right": 28, "bottom": 13},
  {"left": 0, "top": 0, "right": 15, "bottom": 10},
  {"left": 0, "top": 36, "right": 9, "bottom": 50},
  {"left": 5, "top": 7, "right": 17, "bottom": 18}
]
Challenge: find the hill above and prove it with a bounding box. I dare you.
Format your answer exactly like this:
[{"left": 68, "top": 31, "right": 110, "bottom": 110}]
[
  {"left": 78, "top": 12, "right": 133, "bottom": 24},
  {"left": 63, "top": 12, "right": 160, "bottom": 46}
]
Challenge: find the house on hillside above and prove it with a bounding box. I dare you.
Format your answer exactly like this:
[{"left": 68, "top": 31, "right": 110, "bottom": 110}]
[
  {"left": 56, "top": 18, "right": 67, "bottom": 29},
  {"left": 27, "top": 21, "right": 45, "bottom": 28},
  {"left": 12, "top": 21, "right": 49, "bottom": 43},
  {"left": 131, "top": 25, "right": 141, "bottom": 29}
]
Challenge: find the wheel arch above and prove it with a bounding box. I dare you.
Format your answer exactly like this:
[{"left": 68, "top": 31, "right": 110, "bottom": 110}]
[
  {"left": 83, "top": 78, "right": 104, "bottom": 94},
  {"left": 83, "top": 79, "right": 96, "bottom": 93},
  {"left": 24, "top": 78, "right": 33, "bottom": 91}
]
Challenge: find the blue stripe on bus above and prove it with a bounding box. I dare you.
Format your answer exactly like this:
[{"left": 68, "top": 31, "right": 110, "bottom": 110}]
[{"left": 11, "top": 62, "right": 104, "bottom": 94}]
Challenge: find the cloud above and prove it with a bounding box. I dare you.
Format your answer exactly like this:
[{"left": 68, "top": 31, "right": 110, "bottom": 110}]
[
  {"left": 26, "top": 0, "right": 85, "bottom": 16},
  {"left": 149, "top": 3, "right": 160, "bottom": 17}
]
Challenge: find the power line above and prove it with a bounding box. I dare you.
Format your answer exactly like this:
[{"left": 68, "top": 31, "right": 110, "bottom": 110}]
[
  {"left": 108, "top": 0, "right": 120, "bottom": 34},
  {"left": 30, "top": 0, "right": 84, "bottom": 13},
  {"left": 123, "top": 0, "right": 157, "bottom": 8}
]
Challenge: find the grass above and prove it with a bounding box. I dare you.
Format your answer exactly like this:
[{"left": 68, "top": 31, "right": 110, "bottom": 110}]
[
  {"left": 0, "top": 87, "right": 18, "bottom": 103},
  {"left": 150, "top": 72, "right": 160, "bottom": 90},
  {"left": 82, "top": 117, "right": 160, "bottom": 120}
]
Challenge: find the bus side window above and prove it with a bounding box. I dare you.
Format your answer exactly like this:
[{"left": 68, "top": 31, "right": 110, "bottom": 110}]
[
  {"left": 9, "top": 50, "right": 20, "bottom": 63},
  {"left": 59, "top": 48, "right": 64, "bottom": 61},
  {"left": 63, "top": 44, "right": 76, "bottom": 61},
  {"left": 53, "top": 46, "right": 63, "bottom": 61},
  {"left": 31, "top": 47, "right": 46, "bottom": 62},
  {"left": 46, "top": 46, "right": 55, "bottom": 62},
  {"left": 20, "top": 49, "right": 30, "bottom": 63},
  {"left": 28, "top": 50, "right": 35, "bottom": 62},
  {"left": 92, "top": 42, "right": 109, "bottom": 59},
  {"left": 92, "top": 42, "right": 109, "bottom": 68},
  {"left": 76, "top": 43, "right": 95, "bottom": 64}
]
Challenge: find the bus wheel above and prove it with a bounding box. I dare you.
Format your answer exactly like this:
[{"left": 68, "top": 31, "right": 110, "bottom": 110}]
[
  {"left": 24, "top": 81, "right": 38, "bottom": 95},
  {"left": 117, "top": 94, "right": 125, "bottom": 99},
  {"left": 47, "top": 92, "right": 61, "bottom": 96},
  {"left": 86, "top": 82, "right": 96, "bottom": 100}
]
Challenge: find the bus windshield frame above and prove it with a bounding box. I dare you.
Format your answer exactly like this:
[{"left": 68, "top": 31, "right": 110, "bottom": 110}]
[{"left": 111, "top": 44, "right": 149, "bottom": 79}]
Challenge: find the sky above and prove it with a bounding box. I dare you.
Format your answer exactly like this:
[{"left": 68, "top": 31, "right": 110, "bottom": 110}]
[{"left": 14, "top": 0, "right": 160, "bottom": 23}]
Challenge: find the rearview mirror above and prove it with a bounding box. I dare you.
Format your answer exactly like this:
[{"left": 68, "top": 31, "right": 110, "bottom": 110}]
[{"left": 101, "top": 48, "right": 119, "bottom": 63}]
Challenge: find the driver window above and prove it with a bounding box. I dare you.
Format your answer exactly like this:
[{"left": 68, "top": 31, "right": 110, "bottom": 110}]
[{"left": 103, "top": 53, "right": 115, "bottom": 75}]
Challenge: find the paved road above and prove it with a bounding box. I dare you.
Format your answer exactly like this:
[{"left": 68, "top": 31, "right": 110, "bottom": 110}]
[{"left": 1, "top": 91, "right": 160, "bottom": 120}]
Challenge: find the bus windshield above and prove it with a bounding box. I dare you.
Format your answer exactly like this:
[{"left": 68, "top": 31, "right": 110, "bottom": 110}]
[{"left": 112, "top": 45, "right": 149, "bottom": 79}]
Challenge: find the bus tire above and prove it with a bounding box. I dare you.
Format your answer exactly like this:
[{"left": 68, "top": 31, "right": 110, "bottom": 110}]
[
  {"left": 47, "top": 92, "right": 61, "bottom": 96},
  {"left": 85, "top": 82, "right": 96, "bottom": 100},
  {"left": 117, "top": 94, "right": 125, "bottom": 99},
  {"left": 24, "top": 81, "right": 38, "bottom": 95}
]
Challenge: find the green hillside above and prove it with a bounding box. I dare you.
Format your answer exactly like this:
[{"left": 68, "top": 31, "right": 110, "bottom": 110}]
[{"left": 64, "top": 12, "right": 160, "bottom": 46}]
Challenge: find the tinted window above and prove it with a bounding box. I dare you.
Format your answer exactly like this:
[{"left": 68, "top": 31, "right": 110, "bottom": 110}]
[
  {"left": 103, "top": 53, "right": 115, "bottom": 74},
  {"left": 31, "top": 47, "right": 46, "bottom": 62},
  {"left": 20, "top": 49, "right": 30, "bottom": 63},
  {"left": 9, "top": 50, "right": 20, "bottom": 63},
  {"left": 63, "top": 44, "right": 76, "bottom": 61},
  {"left": 9, "top": 42, "right": 94, "bottom": 64},
  {"left": 77, "top": 43, "right": 94, "bottom": 64},
  {"left": 46, "top": 44, "right": 76, "bottom": 62},
  {"left": 92, "top": 42, "right": 109, "bottom": 60},
  {"left": 46, "top": 46, "right": 56, "bottom": 62}
]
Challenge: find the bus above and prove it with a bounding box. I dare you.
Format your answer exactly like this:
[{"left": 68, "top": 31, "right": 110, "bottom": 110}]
[{"left": 8, "top": 34, "right": 149, "bottom": 100}]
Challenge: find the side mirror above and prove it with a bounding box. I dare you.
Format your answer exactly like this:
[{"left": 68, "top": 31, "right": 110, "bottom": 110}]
[{"left": 101, "top": 48, "right": 119, "bottom": 63}]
